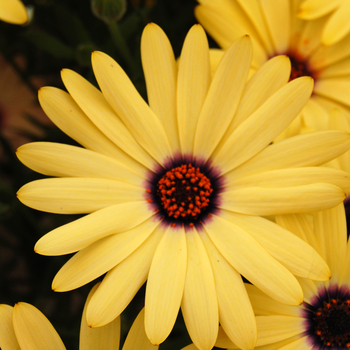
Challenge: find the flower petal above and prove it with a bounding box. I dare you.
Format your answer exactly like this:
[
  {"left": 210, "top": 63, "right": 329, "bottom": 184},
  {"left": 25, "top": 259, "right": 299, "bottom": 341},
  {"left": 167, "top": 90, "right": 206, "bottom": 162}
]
[
  {"left": 86, "top": 225, "right": 164, "bottom": 327},
  {"left": 177, "top": 25, "right": 210, "bottom": 155},
  {"left": 52, "top": 218, "right": 159, "bottom": 291},
  {"left": 145, "top": 225, "right": 187, "bottom": 345},
  {"left": 298, "top": 0, "right": 341, "bottom": 19},
  {"left": 61, "top": 69, "right": 154, "bottom": 170},
  {"left": 230, "top": 130, "right": 350, "bottom": 178},
  {"left": 181, "top": 228, "right": 218, "bottom": 350},
  {"left": 92, "top": 51, "right": 172, "bottom": 165},
  {"left": 16, "top": 142, "right": 144, "bottom": 183},
  {"left": 0, "top": 0, "right": 27, "bottom": 24},
  {"left": 220, "top": 183, "right": 345, "bottom": 216},
  {"left": 0, "top": 305, "right": 20, "bottom": 350},
  {"left": 314, "top": 78, "right": 350, "bottom": 107},
  {"left": 34, "top": 201, "right": 154, "bottom": 255},
  {"left": 80, "top": 284, "right": 121, "bottom": 350},
  {"left": 141, "top": 23, "right": 180, "bottom": 153},
  {"left": 13, "top": 303, "right": 66, "bottom": 350},
  {"left": 200, "top": 231, "right": 257, "bottom": 350},
  {"left": 218, "top": 211, "right": 330, "bottom": 281},
  {"left": 194, "top": 35, "right": 252, "bottom": 160},
  {"left": 17, "top": 178, "right": 143, "bottom": 214},
  {"left": 203, "top": 214, "right": 303, "bottom": 305},
  {"left": 214, "top": 77, "right": 313, "bottom": 174},
  {"left": 123, "top": 308, "right": 158, "bottom": 350}
]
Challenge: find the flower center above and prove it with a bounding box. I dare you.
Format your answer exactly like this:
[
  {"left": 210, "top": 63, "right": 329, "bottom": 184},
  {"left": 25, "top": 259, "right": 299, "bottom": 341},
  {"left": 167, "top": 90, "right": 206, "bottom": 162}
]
[
  {"left": 288, "top": 54, "right": 314, "bottom": 81},
  {"left": 313, "top": 298, "right": 350, "bottom": 347},
  {"left": 156, "top": 164, "right": 213, "bottom": 226}
]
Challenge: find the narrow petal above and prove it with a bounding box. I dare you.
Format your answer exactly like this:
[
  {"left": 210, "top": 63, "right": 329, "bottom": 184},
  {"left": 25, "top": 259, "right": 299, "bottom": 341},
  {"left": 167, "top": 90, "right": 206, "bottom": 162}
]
[
  {"left": 38, "top": 87, "right": 133, "bottom": 162},
  {"left": 80, "top": 284, "right": 121, "bottom": 350},
  {"left": 260, "top": 0, "right": 290, "bottom": 54},
  {"left": 218, "top": 211, "right": 330, "bottom": 281},
  {"left": 218, "top": 55, "right": 290, "bottom": 144},
  {"left": 313, "top": 203, "right": 347, "bottom": 283},
  {"left": 227, "top": 167, "right": 350, "bottom": 194},
  {"left": 298, "top": 0, "right": 341, "bottom": 19},
  {"left": 204, "top": 214, "right": 303, "bottom": 305},
  {"left": 61, "top": 69, "right": 154, "bottom": 170},
  {"left": 276, "top": 336, "right": 310, "bottom": 350},
  {"left": 230, "top": 131, "right": 350, "bottom": 178},
  {"left": 220, "top": 183, "right": 345, "bottom": 216},
  {"left": 177, "top": 25, "right": 210, "bottom": 155},
  {"left": 92, "top": 51, "right": 172, "bottom": 165},
  {"left": 141, "top": 23, "right": 180, "bottom": 152},
  {"left": 17, "top": 178, "right": 143, "bottom": 214},
  {"left": 16, "top": 142, "right": 144, "bottom": 184},
  {"left": 0, "top": 0, "right": 27, "bottom": 24},
  {"left": 194, "top": 35, "right": 252, "bottom": 160},
  {"left": 34, "top": 201, "right": 154, "bottom": 255},
  {"left": 145, "top": 226, "right": 187, "bottom": 345},
  {"left": 245, "top": 284, "right": 300, "bottom": 317},
  {"left": 255, "top": 316, "right": 304, "bottom": 347},
  {"left": 314, "top": 78, "right": 350, "bottom": 107},
  {"left": 13, "top": 303, "right": 66, "bottom": 350},
  {"left": 214, "top": 77, "right": 313, "bottom": 174},
  {"left": 200, "top": 231, "right": 257, "bottom": 350},
  {"left": 86, "top": 226, "right": 164, "bottom": 327},
  {"left": 0, "top": 305, "right": 20, "bottom": 350},
  {"left": 181, "top": 228, "right": 218, "bottom": 350},
  {"left": 52, "top": 218, "right": 159, "bottom": 291},
  {"left": 123, "top": 308, "right": 158, "bottom": 350},
  {"left": 322, "top": 2, "right": 350, "bottom": 45}
]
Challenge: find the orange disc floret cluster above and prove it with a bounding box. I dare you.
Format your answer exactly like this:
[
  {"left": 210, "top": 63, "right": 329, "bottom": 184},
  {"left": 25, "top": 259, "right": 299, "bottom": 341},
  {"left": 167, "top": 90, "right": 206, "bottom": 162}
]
[
  {"left": 287, "top": 54, "right": 314, "bottom": 81},
  {"left": 156, "top": 164, "right": 213, "bottom": 222}
]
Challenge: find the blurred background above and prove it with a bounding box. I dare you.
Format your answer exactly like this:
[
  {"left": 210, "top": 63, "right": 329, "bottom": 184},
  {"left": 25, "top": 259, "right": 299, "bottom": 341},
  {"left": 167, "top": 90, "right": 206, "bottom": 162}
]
[{"left": 0, "top": 0, "right": 209, "bottom": 348}]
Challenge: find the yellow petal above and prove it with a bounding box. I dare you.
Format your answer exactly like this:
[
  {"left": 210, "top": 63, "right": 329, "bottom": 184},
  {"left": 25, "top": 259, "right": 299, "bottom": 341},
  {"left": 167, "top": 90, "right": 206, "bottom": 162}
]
[
  {"left": 141, "top": 23, "right": 179, "bottom": 152},
  {"left": 194, "top": 35, "right": 252, "bottom": 160},
  {"left": 220, "top": 183, "right": 345, "bottom": 216},
  {"left": 52, "top": 218, "right": 159, "bottom": 291},
  {"left": 219, "top": 211, "right": 330, "bottom": 281},
  {"left": 314, "top": 78, "right": 350, "bottom": 107},
  {"left": 123, "top": 308, "right": 158, "bottom": 350},
  {"left": 80, "top": 284, "right": 121, "bottom": 350},
  {"left": 0, "top": 305, "right": 20, "bottom": 350},
  {"left": 17, "top": 178, "right": 143, "bottom": 214},
  {"left": 177, "top": 25, "right": 210, "bottom": 155},
  {"left": 61, "top": 69, "right": 154, "bottom": 170},
  {"left": 298, "top": 0, "right": 341, "bottom": 19},
  {"left": 16, "top": 142, "right": 144, "bottom": 183},
  {"left": 91, "top": 51, "right": 172, "bottom": 165},
  {"left": 145, "top": 226, "right": 187, "bottom": 345},
  {"left": 200, "top": 231, "right": 257, "bottom": 350},
  {"left": 204, "top": 214, "right": 303, "bottom": 305},
  {"left": 230, "top": 130, "right": 350, "bottom": 178},
  {"left": 35, "top": 201, "right": 154, "bottom": 255},
  {"left": 0, "top": 0, "right": 27, "bottom": 24},
  {"left": 214, "top": 77, "right": 313, "bottom": 174},
  {"left": 181, "top": 228, "right": 218, "bottom": 350},
  {"left": 86, "top": 226, "right": 164, "bottom": 327},
  {"left": 13, "top": 303, "right": 66, "bottom": 350}
]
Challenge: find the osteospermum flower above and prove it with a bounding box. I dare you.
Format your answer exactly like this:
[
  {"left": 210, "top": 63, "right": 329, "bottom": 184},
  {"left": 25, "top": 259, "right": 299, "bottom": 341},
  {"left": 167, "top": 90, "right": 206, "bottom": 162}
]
[
  {"left": 195, "top": 0, "right": 350, "bottom": 138},
  {"left": 0, "top": 284, "right": 156, "bottom": 350},
  {"left": 298, "top": 0, "right": 350, "bottom": 46},
  {"left": 16, "top": 23, "right": 350, "bottom": 350},
  {"left": 213, "top": 203, "right": 350, "bottom": 350},
  {"left": 0, "top": 0, "right": 27, "bottom": 24}
]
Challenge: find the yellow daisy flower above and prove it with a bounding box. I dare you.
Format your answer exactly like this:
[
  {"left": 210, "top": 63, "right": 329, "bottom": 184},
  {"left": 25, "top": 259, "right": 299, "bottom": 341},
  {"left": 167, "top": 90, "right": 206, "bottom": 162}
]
[
  {"left": 195, "top": 0, "right": 350, "bottom": 138},
  {"left": 0, "top": 0, "right": 27, "bottom": 25},
  {"left": 16, "top": 23, "right": 350, "bottom": 350},
  {"left": 214, "top": 203, "right": 350, "bottom": 349},
  {"left": 298, "top": 0, "right": 350, "bottom": 46},
  {"left": 0, "top": 284, "right": 156, "bottom": 350}
]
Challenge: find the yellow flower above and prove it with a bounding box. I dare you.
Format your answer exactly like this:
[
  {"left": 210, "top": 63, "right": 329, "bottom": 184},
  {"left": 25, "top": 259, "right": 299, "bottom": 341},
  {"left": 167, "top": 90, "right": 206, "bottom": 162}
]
[
  {"left": 0, "top": 284, "right": 156, "bottom": 350},
  {"left": 16, "top": 23, "right": 350, "bottom": 350},
  {"left": 0, "top": 0, "right": 27, "bottom": 24},
  {"left": 195, "top": 0, "right": 350, "bottom": 138},
  {"left": 298, "top": 0, "right": 350, "bottom": 46},
  {"left": 214, "top": 203, "right": 350, "bottom": 349}
]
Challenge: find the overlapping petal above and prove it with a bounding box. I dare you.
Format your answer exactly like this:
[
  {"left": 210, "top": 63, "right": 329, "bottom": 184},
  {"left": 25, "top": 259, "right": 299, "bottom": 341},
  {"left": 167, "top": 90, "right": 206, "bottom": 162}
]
[{"left": 0, "top": 0, "right": 27, "bottom": 24}]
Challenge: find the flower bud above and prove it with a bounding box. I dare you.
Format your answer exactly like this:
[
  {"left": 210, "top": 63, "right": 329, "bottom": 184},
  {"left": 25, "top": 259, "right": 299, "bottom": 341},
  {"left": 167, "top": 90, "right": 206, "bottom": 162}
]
[{"left": 91, "top": 0, "right": 126, "bottom": 23}]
